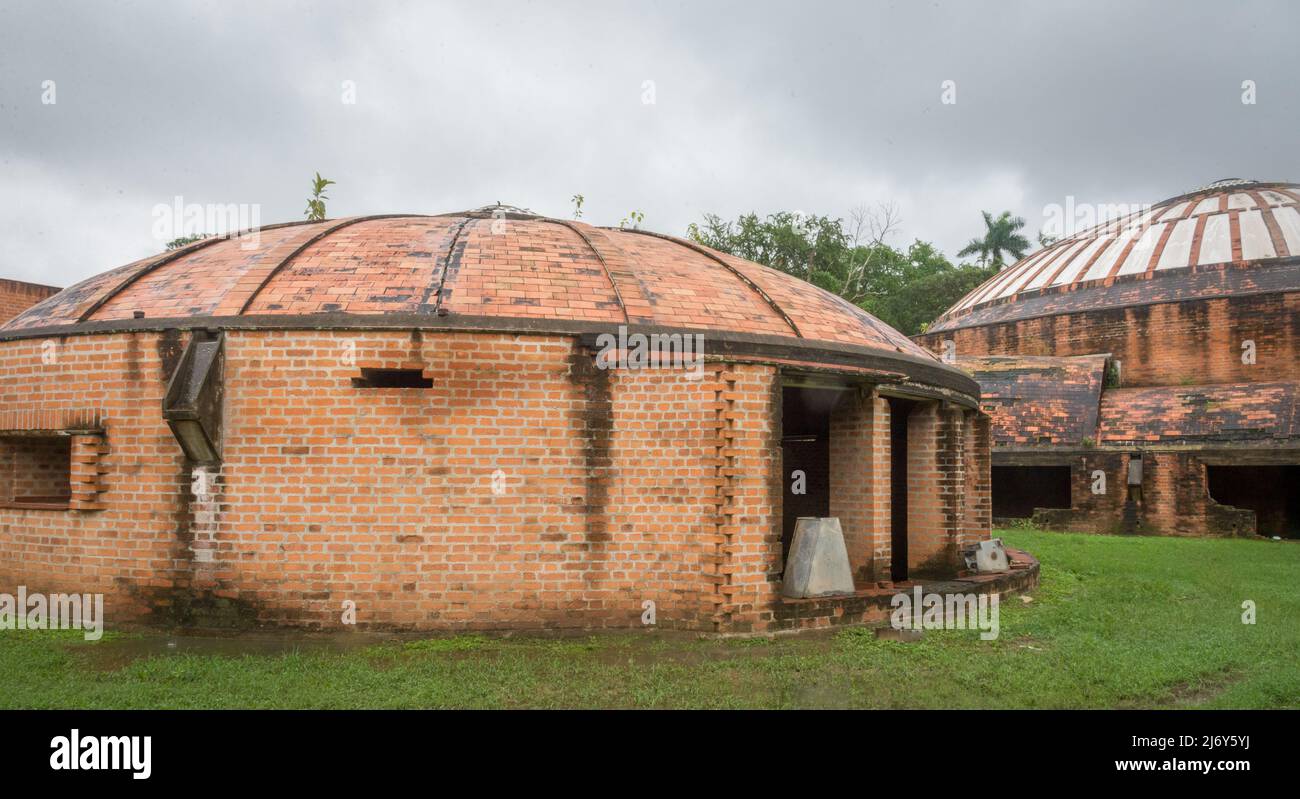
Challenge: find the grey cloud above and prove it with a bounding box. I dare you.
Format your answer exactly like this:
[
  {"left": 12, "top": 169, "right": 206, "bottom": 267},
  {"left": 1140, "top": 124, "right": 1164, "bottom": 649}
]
[{"left": 0, "top": 0, "right": 1296, "bottom": 287}]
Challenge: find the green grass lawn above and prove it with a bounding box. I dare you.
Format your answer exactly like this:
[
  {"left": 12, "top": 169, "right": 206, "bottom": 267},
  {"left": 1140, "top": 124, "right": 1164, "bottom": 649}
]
[{"left": 2, "top": 529, "right": 1297, "bottom": 709}]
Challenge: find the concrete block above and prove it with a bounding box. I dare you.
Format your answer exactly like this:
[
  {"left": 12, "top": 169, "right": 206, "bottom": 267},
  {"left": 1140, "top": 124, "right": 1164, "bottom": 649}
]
[
  {"left": 782, "top": 517, "right": 856, "bottom": 598},
  {"left": 975, "top": 538, "right": 1009, "bottom": 573}
]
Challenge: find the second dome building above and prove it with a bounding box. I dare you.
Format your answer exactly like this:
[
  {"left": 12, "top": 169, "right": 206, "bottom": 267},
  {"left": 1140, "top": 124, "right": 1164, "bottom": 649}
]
[{"left": 917, "top": 179, "right": 1300, "bottom": 539}]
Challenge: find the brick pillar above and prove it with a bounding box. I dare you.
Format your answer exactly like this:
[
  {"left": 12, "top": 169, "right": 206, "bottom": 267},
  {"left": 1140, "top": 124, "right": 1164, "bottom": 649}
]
[
  {"left": 962, "top": 411, "right": 991, "bottom": 549},
  {"left": 709, "top": 363, "right": 780, "bottom": 633},
  {"left": 907, "top": 402, "right": 963, "bottom": 578},
  {"left": 866, "top": 393, "right": 892, "bottom": 581},
  {"left": 829, "top": 388, "right": 891, "bottom": 584}
]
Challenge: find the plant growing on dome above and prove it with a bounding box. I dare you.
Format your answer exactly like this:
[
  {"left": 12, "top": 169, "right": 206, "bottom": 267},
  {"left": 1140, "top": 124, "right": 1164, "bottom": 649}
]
[
  {"left": 619, "top": 209, "right": 644, "bottom": 230},
  {"left": 957, "top": 210, "right": 1031, "bottom": 269},
  {"left": 571, "top": 194, "right": 584, "bottom": 219},
  {"left": 305, "top": 172, "right": 335, "bottom": 222},
  {"left": 166, "top": 233, "right": 210, "bottom": 250}
]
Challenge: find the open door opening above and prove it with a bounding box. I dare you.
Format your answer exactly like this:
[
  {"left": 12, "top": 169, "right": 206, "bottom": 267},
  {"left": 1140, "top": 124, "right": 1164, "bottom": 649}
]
[
  {"left": 1207, "top": 464, "right": 1300, "bottom": 539},
  {"left": 779, "top": 385, "right": 843, "bottom": 571},
  {"left": 887, "top": 397, "right": 917, "bottom": 582},
  {"left": 991, "top": 465, "right": 1071, "bottom": 518}
]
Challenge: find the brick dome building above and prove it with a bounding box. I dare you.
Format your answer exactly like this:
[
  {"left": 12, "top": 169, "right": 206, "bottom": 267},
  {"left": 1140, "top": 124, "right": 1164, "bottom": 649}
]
[
  {"left": 916, "top": 179, "right": 1300, "bottom": 538},
  {"left": 0, "top": 207, "right": 1003, "bottom": 633}
]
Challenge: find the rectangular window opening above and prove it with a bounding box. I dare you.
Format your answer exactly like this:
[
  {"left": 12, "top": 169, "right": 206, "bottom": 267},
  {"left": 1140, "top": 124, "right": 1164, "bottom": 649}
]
[
  {"left": 351, "top": 368, "right": 433, "bottom": 389},
  {"left": 0, "top": 434, "right": 72, "bottom": 510},
  {"left": 991, "top": 464, "right": 1071, "bottom": 519},
  {"left": 1207, "top": 464, "right": 1300, "bottom": 539}
]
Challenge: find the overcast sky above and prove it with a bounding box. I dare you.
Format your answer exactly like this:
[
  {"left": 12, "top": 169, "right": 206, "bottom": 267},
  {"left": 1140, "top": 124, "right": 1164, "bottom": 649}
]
[{"left": 0, "top": 0, "right": 1296, "bottom": 288}]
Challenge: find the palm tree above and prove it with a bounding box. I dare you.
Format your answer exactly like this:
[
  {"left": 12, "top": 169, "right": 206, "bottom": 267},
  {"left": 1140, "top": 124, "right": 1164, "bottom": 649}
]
[{"left": 957, "top": 211, "right": 1031, "bottom": 269}]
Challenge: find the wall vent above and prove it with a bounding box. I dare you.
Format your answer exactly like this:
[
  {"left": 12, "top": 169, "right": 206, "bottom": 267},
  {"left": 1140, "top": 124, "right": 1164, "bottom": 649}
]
[{"left": 351, "top": 368, "right": 432, "bottom": 388}]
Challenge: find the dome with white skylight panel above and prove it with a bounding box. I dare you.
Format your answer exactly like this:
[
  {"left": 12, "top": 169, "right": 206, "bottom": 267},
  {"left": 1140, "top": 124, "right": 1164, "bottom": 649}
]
[{"left": 929, "top": 179, "right": 1300, "bottom": 333}]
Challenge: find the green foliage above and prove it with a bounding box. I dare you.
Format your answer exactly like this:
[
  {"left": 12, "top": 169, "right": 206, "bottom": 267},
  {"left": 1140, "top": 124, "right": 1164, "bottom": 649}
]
[
  {"left": 858, "top": 242, "right": 996, "bottom": 336},
  {"left": 166, "top": 234, "right": 209, "bottom": 251},
  {"left": 687, "top": 208, "right": 994, "bottom": 335},
  {"left": 305, "top": 172, "right": 335, "bottom": 222},
  {"left": 1104, "top": 360, "right": 1123, "bottom": 388},
  {"left": 619, "top": 209, "right": 645, "bottom": 230},
  {"left": 571, "top": 194, "right": 584, "bottom": 219},
  {"left": 957, "top": 210, "right": 1032, "bottom": 268},
  {"left": 688, "top": 211, "right": 850, "bottom": 288}
]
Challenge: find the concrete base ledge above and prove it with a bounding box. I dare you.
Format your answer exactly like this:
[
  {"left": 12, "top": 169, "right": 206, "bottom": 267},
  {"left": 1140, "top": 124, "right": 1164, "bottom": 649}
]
[{"left": 757, "top": 547, "right": 1040, "bottom": 636}]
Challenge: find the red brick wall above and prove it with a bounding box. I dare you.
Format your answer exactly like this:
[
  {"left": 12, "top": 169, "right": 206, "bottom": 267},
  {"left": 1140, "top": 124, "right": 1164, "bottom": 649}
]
[
  {"left": 1142, "top": 452, "right": 1255, "bottom": 537},
  {"left": 213, "top": 330, "right": 750, "bottom": 630},
  {"left": 0, "top": 279, "right": 60, "bottom": 324},
  {"left": 0, "top": 329, "right": 988, "bottom": 632},
  {"left": 1026, "top": 453, "right": 1128, "bottom": 533},
  {"left": 918, "top": 290, "right": 1300, "bottom": 388},
  {"left": 0, "top": 333, "right": 181, "bottom": 624},
  {"left": 1010, "top": 451, "right": 1260, "bottom": 537}
]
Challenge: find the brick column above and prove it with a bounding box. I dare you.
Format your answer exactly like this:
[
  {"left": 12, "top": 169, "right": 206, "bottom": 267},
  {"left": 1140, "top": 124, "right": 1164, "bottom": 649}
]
[
  {"left": 961, "top": 411, "right": 992, "bottom": 550},
  {"left": 708, "top": 363, "right": 780, "bottom": 633},
  {"left": 906, "top": 403, "right": 964, "bottom": 577},
  {"left": 829, "top": 388, "right": 891, "bottom": 584}
]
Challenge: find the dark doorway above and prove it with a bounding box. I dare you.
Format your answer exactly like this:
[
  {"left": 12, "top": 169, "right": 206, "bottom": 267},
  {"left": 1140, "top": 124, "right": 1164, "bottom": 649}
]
[
  {"left": 1207, "top": 465, "right": 1300, "bottom": 539},
  {"left": 991, "top": 465, "right": 1072, "bottom": 518},
  {"left": 887, "top": 397, "right": 918, "bottom": 582},
  {"left": 779, "top": 386, "right": 843, "bottom": 569}
]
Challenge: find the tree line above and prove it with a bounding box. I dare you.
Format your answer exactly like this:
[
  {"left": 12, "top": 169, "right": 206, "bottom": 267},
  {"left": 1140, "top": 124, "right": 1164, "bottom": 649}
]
[{"left": 686, "top": 205, "right": 1031, "bottom": 335}]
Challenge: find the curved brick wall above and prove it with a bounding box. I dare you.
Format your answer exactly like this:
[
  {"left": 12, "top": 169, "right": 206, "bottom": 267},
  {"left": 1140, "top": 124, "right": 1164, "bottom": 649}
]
[
  {"left": 0, "top": 327, "right": 994, "bottom": 632},
  {"left": 0, "top": 210, "right": 997, "bottom": 631},
  {"left": 916, "top": 288, "right": 1300, "bottom": 387}
]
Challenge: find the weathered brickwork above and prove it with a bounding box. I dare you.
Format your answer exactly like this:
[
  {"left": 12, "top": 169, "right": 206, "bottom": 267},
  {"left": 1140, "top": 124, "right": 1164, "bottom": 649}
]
[
  {"left": 0, "top": 279, "right": 60, "bottom": 324},
  {"left": 0, "top": 328, "right": 995, "bottom": 632},
  {"left": 960, "top": 354, "right": 1109, "bottom": 448},
  {"left": 919, "top": 290, "right": 1300, "bottom": 388},
  {"left": 906, "top": 404, "right": 956, "bottom": 576},
  {"left": 1025, "top": 453, "right": 1128, "bottom": 534},
  {"left": 918, "top": 181, "right": 1300, "bottom": 539},
  {"left": 963, "top": 414, "right": 992, "bottom": 546},
  {"left": 1097, "top": 382, "right": 1300, "bottom": 445}
]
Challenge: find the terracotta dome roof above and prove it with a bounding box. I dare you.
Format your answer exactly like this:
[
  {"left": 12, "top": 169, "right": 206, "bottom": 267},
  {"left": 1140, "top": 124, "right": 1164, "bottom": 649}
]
[
  {"left": 930, "top": 180, "right": 1300, "bottom": 333},
  {"left": 2, "top": 207, "right": 939, "bottom": 365}
]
